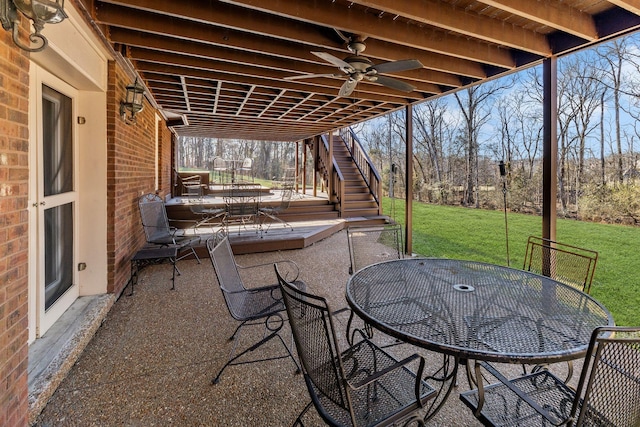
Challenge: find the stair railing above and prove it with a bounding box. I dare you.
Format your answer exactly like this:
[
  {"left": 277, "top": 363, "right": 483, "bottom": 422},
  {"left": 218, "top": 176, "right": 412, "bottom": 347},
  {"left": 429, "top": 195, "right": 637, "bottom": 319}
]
[
  {"left": 339, "top": 127, "right": 382, "bottom": 207},
  {"left": 319, "top": 134, "right": 345, "bottom": 217}
]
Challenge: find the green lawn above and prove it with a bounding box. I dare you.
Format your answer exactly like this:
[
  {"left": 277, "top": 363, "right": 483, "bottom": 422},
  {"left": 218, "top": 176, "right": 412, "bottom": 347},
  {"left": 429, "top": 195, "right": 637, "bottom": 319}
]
[{"left": 382, "top": 198, "right": 640, "bottom": 326}]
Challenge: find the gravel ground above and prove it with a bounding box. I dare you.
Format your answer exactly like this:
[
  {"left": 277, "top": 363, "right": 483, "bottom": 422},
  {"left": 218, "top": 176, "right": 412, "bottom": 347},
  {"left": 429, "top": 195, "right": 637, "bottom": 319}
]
[{"left": 34, "top": 230, "right": 576, "bottom": 426}]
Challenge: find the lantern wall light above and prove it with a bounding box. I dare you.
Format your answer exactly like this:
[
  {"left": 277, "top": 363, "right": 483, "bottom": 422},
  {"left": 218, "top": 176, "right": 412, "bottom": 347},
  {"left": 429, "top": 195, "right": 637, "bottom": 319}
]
[
  {"left": 120, "top": 79, "right": 145, "bottom": 125},
  {"left": 0, "top": 0, "right": 67, "bottom": 52}
]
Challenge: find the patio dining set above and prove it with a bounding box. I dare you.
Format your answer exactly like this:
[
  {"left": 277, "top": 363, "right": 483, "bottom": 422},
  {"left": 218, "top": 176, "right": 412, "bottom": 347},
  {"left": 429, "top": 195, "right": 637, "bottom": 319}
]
[
  {"left": 133, "top": 191, "right": 638, "bottom": 427},
  {"left": 204, "top": 225, "right": 639, "bottom": 427}
]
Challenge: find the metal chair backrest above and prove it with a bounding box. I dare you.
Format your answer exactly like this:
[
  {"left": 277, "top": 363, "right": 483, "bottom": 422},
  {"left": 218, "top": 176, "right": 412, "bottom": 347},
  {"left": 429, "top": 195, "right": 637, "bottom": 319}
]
[
  {"left": 207, "top": 234, "right": 249, "bottom": 320},
  {"left": 279, "top": 187, "right": 293, "bottom": 211},
  {"left": 223, "top": 183, "right": 260, "bottom": 218},
  {"left": 572, "top": 326, "right": 640, "bottom": 426},
  {"left": 347, "top": 224, "right": 404, "bottom": 274},
  {"left": 240, "top": 157, "right": 252, "bottom": 169},
  {"left": 138, "top": 193, "right": 173, "bottom": 243},
  {"left": 523, "top": 236, "right": 598, "bottom": 293},
  {"left": 213, "top": 156, "right": 227, "bottom": 170},
  {"left": 275, "top": 266, "right": 351, "bottom": 417}
]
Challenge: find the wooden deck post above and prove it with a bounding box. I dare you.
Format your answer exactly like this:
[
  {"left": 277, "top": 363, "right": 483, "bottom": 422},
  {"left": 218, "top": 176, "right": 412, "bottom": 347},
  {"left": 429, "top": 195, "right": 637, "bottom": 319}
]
[
  {"left": 542, "top": 57, "right": 557, "bottom": 243},
  {"left": 405, "top": 105, "right": 414, "bottom": 255}
]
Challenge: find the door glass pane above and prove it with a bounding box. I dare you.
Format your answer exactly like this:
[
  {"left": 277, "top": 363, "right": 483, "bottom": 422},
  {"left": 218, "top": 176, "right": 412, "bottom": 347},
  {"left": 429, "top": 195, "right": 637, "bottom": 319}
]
[
  {"left": 44, "top": 203, "right": 74, "bottom": 310},
  {"left": 42, "top": 85, "right": 73, "bottom": 196}
]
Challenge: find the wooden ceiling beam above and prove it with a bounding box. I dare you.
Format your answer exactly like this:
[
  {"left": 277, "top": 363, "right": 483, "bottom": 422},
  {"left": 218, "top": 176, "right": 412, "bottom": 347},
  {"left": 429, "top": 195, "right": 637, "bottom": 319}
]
[
  {"left": 348, "top": 0, "right": 551, "bottom": 55},
  {"left": 96, "top": 2, "right": 488, "bottom": 79},
  {"left": 128, "top": 47, "right": 441, "bottom": 97},
  {"left": 476, "top": 0, "right": 598, "bottom": 40},
  {"left": 607, "top": 0, "right": 640, "bottom": 16},
  {"left": 133, "top": 60, "right": 420, "bottom": 105},
  {"left": 109, "top": 27, "right": 460, "bottom": 88},
  {"left": 220, "top": 0, "right": 516, "bottom": 68}
]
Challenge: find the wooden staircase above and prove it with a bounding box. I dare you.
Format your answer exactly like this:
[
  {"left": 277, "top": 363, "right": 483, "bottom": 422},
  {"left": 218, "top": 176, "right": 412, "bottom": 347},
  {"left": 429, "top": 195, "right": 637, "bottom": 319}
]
[
  {"left": 168, "top": 129, "right": 386, "bottom": 228},
  {"left": 331, "top": 136, "right": 381, "bottom": 218}
]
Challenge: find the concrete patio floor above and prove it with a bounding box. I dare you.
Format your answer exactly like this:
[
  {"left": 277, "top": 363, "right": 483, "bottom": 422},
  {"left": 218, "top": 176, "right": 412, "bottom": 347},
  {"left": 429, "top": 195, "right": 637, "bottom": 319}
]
[{"left": 33, "top": 230, "right": 576, "bottom": 426}]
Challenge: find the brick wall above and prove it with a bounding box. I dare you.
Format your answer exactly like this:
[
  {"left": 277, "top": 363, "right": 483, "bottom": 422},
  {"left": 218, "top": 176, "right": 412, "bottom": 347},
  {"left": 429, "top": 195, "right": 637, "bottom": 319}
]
[
  {"left": 107, "top": 62, "right": 174, "bottom": 294},
  {"left": 0, "top": 21, "right": 174, "bottom": 427},
  {"left": 0, "top": 21, "right": 30, "bottom": 427}
]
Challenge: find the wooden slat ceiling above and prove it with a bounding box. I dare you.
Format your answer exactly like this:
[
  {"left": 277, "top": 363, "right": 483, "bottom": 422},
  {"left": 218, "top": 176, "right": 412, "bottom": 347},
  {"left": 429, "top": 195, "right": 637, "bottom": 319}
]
[{"left": 85, "top": 0, "right": 640, "bottom": 141}]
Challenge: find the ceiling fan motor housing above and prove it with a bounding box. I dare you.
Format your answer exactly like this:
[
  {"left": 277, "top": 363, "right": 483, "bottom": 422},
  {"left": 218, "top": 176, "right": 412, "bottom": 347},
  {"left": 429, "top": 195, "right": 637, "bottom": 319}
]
[{"left": 345, "top": 55, "right": 373, "bottom": 72}]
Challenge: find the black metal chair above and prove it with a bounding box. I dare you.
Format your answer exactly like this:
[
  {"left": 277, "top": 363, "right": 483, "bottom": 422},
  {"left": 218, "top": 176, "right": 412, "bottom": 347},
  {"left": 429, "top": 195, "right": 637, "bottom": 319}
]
[
  {"left": 221, "top": 183, "right": 261, "bottom": 234},
  {"left": 522, "top": 236, "right": 600, "bottom": 382},
  {"left": 207, "top": 233, "right": 304, "bottom": 384},
  {"left": 460, "top": 326, "right": 640, "bottom": 427},
  {"left": 189, "top": 203, "right": 225, "bottom": 228},
  {"left": 523, "top": 236, "right": 598, "bottom": 294},
  {"left": 258, "top": 187, "right": 294, "bottom": 233},
  {"left": 347, "top": 224, "right": 404, "bottom": 275},
  {"left": 343, "top": 224, "right": 404, "bottom": 345},
  {"left": 275, "top": 264, "right": 436, "bottom": 427},
  {"left": 138, "top": 193, "right": 201, "bottom": 265}
]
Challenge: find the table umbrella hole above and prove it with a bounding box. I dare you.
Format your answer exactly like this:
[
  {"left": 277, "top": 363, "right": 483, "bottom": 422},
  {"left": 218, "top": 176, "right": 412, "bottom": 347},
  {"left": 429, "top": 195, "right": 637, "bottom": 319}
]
[{"left": 453, "top": 284, "right": 475, "bottom": 292}]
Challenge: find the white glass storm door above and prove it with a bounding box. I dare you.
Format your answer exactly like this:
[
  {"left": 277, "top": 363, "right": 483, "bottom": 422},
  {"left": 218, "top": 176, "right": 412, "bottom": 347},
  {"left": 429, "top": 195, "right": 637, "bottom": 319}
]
[{"left": 31, "top": 74, "right": 79, "bottom": 339}]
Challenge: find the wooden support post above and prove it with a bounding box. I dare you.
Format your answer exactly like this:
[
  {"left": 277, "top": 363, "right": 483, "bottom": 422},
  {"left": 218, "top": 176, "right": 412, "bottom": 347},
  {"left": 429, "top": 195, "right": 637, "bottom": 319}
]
[
  {"left": 405, "top": 105, "right": 413, "bottom": 255},
  {"left": 542, "top": 58, "right": 557, "bottom": 243}
]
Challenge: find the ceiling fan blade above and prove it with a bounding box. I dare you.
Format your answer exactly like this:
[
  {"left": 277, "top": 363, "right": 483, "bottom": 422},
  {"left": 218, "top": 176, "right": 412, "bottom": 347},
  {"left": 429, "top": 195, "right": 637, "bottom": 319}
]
[
  {"left": 312, "top": 51, "right": 354, "bottom": 72},
  {"left": 339, "top": 79, "right": 358, "bottom": 97},
  {"left": 371, "top": 59, "right": 424, "bottom": 74},
  {"left": 284, "top": 73, "right": 341, "bottom": 81},
  {"left": 370, "top": 75, "right": 416, "bottom": 92}
]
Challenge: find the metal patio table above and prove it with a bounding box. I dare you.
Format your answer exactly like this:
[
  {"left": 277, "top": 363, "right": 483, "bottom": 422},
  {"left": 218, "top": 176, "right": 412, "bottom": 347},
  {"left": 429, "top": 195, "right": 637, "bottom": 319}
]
[{"left": 345, "top": 258, "right": 614, "bottom": 421}]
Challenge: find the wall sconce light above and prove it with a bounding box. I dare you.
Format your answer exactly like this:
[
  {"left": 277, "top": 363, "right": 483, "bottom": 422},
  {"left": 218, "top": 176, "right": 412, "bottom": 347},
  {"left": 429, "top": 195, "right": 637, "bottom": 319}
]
[
  {"left": 120, "top": 79, "right": 145, "bottom": 124},
  {"left": 0, "top": 0, "right": 67, "bottom": 52}
]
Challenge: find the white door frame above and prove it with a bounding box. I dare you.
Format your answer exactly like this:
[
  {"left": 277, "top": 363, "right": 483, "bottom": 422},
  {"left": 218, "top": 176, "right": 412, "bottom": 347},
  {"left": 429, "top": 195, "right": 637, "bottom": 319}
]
[{"left": 28, "top": 65, "right": 80, "bottom": 341}]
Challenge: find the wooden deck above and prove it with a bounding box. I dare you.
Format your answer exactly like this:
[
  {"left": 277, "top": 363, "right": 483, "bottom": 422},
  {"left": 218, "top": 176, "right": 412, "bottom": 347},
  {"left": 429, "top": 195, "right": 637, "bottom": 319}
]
[
  {"left": 189, "top": 218, "right": 386, "bottom": 255},
  {"left": 168, "top": 185, "right": 389, "bottom": 254}
]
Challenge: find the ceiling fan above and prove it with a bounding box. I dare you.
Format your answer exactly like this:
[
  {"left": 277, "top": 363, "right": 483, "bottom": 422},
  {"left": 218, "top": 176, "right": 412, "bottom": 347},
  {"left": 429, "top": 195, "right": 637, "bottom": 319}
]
[{"left": 285, "top": 35, "right": 423, "bottom": 97}]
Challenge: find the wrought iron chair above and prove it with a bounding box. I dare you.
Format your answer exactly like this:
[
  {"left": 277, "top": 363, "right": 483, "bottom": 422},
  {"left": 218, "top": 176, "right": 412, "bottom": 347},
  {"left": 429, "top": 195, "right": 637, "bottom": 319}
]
[
  {"left": 237, "top": 157, "right": 253, "bottom": 182},
  {"left": 460, "top": 326, "right": 640, "bottom": 427},
  {"left": 275, "top": 265, "right": 436, "bottom": 427},
  {"left": 523, "top": 236, "right": 598, "bottom": 294},
  {"left": 273, "top": 167, "right": 297, "bottom": 189},
  {"left": 343, "top": 224, "right": 404, "bottom": 345},
  {"left": 221, "top": 183, "right": 261, "bottom": 234},
  {"left": 207, "top": 233, "right": 304, "bottom": 384},
  {"left": 212, "top": 156, "right": 228, "bottom": 184},
  {"left": 258, "top": 187, "right": 294, "bottom": 233},
  {"left": 189, "top": 204, "right": 225, "bottom": 229},
  {"left": 521, "top": 236, "right": 600, "bottom": 381},
  {"left": 138, "top": 193, "right": 201, "bottom": 265},
  {"left": 347, "top": 224, "right": 404, "bottom": 275}
]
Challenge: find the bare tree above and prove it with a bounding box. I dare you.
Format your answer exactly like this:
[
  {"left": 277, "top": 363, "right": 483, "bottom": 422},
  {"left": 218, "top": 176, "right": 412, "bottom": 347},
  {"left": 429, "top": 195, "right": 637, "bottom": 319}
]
[
  {"left": 595, "top": 37, "right": 634, "bottom": 183},
  {"left": 454, "top": 80, "right": 513, "bottom": 207}
]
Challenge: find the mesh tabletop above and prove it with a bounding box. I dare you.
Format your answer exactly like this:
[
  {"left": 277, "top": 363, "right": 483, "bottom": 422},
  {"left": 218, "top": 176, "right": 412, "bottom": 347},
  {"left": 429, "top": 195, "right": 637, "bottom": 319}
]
[{"left": 346, "top": 258, "right": 614, "bottom": 364}]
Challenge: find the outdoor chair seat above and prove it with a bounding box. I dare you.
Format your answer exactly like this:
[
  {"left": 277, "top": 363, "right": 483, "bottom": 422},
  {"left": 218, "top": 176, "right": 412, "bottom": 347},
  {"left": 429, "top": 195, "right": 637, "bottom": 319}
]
[
  {"left": 258, "top": 187, "right": 294, "bottom": 233},
  {"left": 341, "top": 224, "right": 404, "bottom": 346},
  {"left": 460, "top": 326, "right": 640, "bottom": 427},
  {"left": 138, "top": 193, "right": 201, "bottom": 265},
  {"left": 275, "top": 265, "right": 436, "bottom": 427},
  {"left": 207, "top": 232, "right": 304, "bottom": 384}
]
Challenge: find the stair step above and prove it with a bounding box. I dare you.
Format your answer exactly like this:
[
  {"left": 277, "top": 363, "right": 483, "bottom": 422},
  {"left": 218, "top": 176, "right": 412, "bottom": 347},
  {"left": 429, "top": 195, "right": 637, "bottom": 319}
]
[
  {"left": 344, "top": 193, "right": 375, "bottom": 201},
  {"left": 342, "top": 208, "right": 381, "bottom": 218},
  {"left": 343, "top": 200, "right": 378, "bottom": 209}
]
